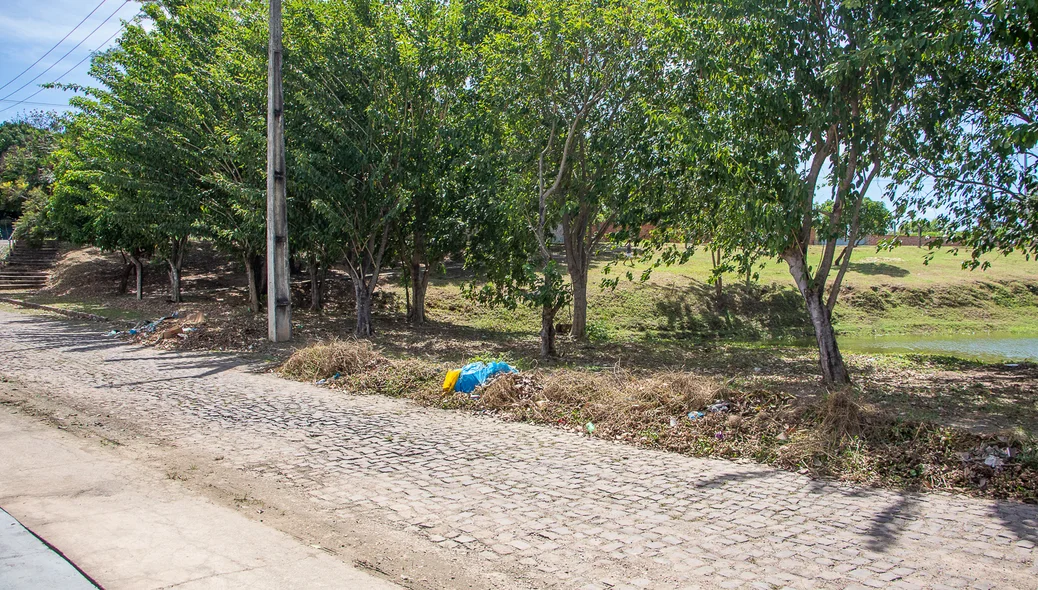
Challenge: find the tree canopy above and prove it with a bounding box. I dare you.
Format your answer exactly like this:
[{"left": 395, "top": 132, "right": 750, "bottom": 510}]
[{"left": 17, "top": 0, "right": 1035, "bottom": 382}]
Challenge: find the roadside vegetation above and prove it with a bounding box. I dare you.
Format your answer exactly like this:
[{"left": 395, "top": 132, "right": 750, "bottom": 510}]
[
  {"left": 278, "top": 339, "right": 1038, "bottom": 503},
  {"left": 5, "top": 240, "right": 1037, "bottom": 502},
  {"left": 3, "top": 0, "right": 1035, "bottom": 386}
]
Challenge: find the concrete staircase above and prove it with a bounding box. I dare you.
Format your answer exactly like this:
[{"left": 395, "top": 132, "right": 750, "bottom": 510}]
[{"left": 0, "top": 241, "right": 60, "bottom": 291}]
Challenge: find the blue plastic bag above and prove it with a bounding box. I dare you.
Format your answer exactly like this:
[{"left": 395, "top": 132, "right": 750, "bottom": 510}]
[{"left": 454, "top": 361, "right": 518, "bottom": 394}]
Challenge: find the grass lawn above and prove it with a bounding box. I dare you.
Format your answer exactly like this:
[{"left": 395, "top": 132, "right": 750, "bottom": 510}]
[{"left": 407, "top": 246, "right": 1038, "bottom": 342}]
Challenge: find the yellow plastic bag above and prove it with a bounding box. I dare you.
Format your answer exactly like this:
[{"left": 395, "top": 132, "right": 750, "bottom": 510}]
[{"left": 442, "top": 369, "right": 461, "bottom": 393}]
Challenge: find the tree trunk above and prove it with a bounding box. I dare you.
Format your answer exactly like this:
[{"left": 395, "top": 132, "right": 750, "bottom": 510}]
[
  {"left": 804, "top": 294, "right": 850, "bottom": 385},
  {"left": 250, "top": 254, "right": 267, "bottom": 298},
  {"left": 169, "top": 263, "right": 182, "bottom": 303},
  {"left": 711, "top": 247, "right": 724, "bottom": 305},
  {"left": 784, "top": 252, "right": 851, "bottom": 385},
  {"left": 117, "top": 251, "right": 132, "bottom": 295},
  {"left": 118, "top": 258, "right": 132, "bottom": 295},
  {"left": 568, "top": 265, "right": 588, "bottom": 339},
  {"left": 245, "top": 253, "right": 261, "bottom": 314},
  {"left": 167, "top": 237, "right": 186, "bottom": 303},
  {"left": 354, "top": 280, "right": 374, "bottom": 336},
  {"left": 309, "top": 257, "right": 323, "bottom": 311},
  {"left": 540, "top": 303, "right": 558, "bottom": 359},
  {"left": 407, "top": 261, "right": 430, "bottom": 324},
  {"left": 562, "top": 205, "right": 602, "bottom": 341},
  {"left": 130, "top": 254, "right": 144, "bottom": 301}
]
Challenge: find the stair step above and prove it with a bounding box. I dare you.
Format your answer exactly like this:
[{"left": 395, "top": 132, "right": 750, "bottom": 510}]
[{"left": 0, "top": 242, "right": 59, "bottom": 290}]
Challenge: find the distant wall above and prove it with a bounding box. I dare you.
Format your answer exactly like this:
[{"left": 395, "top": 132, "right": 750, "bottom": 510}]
[
  {"left": 861, "top": 234, "right": 958, "bottom": 247},
  {"left": 810, "top": 232, "right": 958, "bottom": 247}
]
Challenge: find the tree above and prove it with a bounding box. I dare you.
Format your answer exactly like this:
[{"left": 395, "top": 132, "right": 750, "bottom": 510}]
[
  {"left": 0, "top": 112, "right": 60, "bottom": 234},
  {"left": 390, "top": 0, "right": 473, "bottom": 325},
  {"left": 897, "top": 217, "right": 939, "bottom": 247},
  {"left": 480, "top": 0, "right": 668, "bottom": 353},
  {"left": 287, "top": 0, "right": 417, "bottom": 335},
  {"left": 60, "top": 2, "right": 217, "bottom": 303},
  {"left": 675, "top": 0, "right": 948, "bottom": 384},
  {"left": 817, "top": 198, "right": 893, "bottom": 241},
  {"left": 50, "top": 112, "right": 156, "bottom": 300},
  {"left": 888, "top": 0, "right": 1037, "bottom": 268},
  {"left": 189, "top": 1, "right": 269, "bottom": 313},
  {"left": 52, "top": 0, "right": 272, "bottom": 305}
]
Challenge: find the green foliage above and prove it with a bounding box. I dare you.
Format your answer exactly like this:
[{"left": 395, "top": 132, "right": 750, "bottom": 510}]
[
  {"left": 0, "top": 112, "right": 60, "bottom": 225},
  {"left": 888, "top": 1, "right": 1038, "bottom": 269},
  {"left": 816, "top": 198, "right": 894, "bottom": 241},
  {"left": 27, "top": 0, "right": 1036, "bottom": 360}
]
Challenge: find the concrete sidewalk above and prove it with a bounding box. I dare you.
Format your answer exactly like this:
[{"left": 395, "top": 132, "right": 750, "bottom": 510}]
[
  {"left": 0, "top": 408, "right": 399, "bottom": 590},
  {"left": 0, "top": 507, "right": 97, "bottom": 589}
]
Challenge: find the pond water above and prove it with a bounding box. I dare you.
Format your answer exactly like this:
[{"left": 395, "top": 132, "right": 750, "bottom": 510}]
[{"left": 836, "top": 333, "right": 1038, "bottom": 363}]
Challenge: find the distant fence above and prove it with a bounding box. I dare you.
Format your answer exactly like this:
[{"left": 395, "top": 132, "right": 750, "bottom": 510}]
[
  {"left": 861, "top": 234, "right": 958, "bottom": 247},
  {"left": 810, "top": 231, "right": 958, "bottom": 247}
]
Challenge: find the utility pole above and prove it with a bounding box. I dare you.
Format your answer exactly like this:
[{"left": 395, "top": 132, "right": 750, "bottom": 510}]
[{"left": 267, "top": 0, "right": 291, "bottom": 341}]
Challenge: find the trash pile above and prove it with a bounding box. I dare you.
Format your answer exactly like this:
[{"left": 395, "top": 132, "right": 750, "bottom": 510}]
[
  {"left": 315, "top": 372, "right": 342, "bottom": 386},
  {"left": 960, "top": 443, "right": 1019, "bottom": 471},
  {"left": 958, "top": 442, "right": 1025, "bottom": 490},
  {"left": 442, "top": 361, "right": 519, "bottom": 399},
  {"left": 104, "top": 310, "right": 206, "bottom": 342}
]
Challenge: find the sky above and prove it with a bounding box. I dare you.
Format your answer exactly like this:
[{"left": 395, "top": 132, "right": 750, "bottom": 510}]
[{"left": 0, "top": 0, "right": 141, "bottom": 122}]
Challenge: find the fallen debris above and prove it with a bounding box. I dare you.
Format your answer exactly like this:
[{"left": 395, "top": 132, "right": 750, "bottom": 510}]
[
  {"left": 707, "top": 402, "right": 731, "bottom": 413},
  {"left": 443, "top": 361, "right": 519, "bottom": 397}
]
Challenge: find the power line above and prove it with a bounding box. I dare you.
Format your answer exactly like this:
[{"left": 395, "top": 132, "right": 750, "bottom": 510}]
[
  {"left": 0, "top": 0, "right": 110, "bottom": 94},
  {"left": 0, "top": 0, "right": 131, "bottom": 105},
  {"left": 0, "top": 99, "right": 75, "bottom": 108},
  {"left": 0, "top": 20, "right": 133, "bottom": 115}
]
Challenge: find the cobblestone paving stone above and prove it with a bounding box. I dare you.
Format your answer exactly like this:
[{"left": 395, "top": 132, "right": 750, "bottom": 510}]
[{"left": 2, "top": 310, "right": 1037, "bottom": 589}]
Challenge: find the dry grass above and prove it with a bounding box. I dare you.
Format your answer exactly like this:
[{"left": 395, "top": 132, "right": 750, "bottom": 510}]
[
  {"left": 779, "top": 389, "right": 871, "bottom": 465},
  {"left": 280, "top": 339, "right": 384, "bottom": 380},
  {"left": 472, "top": 369, "right": 724, "bottom": 429}
]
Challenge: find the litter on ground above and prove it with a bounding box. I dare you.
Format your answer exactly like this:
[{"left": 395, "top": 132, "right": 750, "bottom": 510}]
[
  {"left": 442, "top": 361, "right": 519, "bottom": 397},
  {"left": 440, "top": 359, "right": 516, "bottom": 396}
]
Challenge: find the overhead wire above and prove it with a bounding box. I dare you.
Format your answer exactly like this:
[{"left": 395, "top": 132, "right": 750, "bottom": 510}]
[
  {"left": 0, "top": 0, "right": 110, "bottom": 94},
  {"left": 0, "top": 10, "right": 140, "bottom": 115},
  {"left": 0, "top": 99, "right": 74, "bottom": 108},
  {"left": 0, "top": 0, "right": 132, "bottom": 105}
]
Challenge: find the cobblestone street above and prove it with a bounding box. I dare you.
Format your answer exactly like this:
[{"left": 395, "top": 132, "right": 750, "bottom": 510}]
[{"left": 1, "top": 309, "right": 1036, "bottom": 589}]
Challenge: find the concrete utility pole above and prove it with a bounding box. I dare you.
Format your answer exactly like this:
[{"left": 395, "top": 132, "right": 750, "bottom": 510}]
[{"left": 266, "top": 0, "right": 291, "bottom": 341}]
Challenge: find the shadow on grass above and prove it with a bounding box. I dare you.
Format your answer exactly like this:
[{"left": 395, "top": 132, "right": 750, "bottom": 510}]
[
  {"left": 855, "top": 357, "right": 1038, "bottom": 436},
  {"left": 848, "top": 262, "right": 911, "bottom": 277},
  {"left": 652, "top": 281, "right": 812, "bottom": 342}
]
